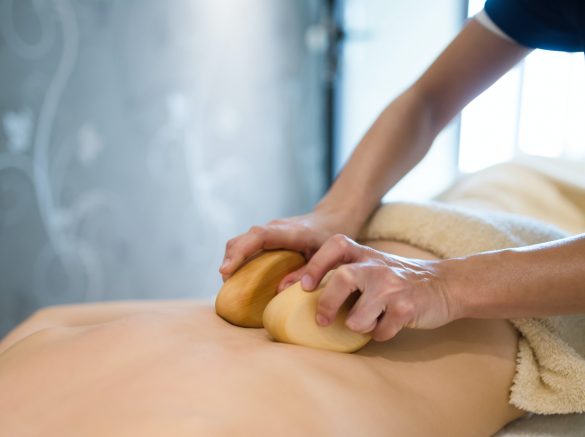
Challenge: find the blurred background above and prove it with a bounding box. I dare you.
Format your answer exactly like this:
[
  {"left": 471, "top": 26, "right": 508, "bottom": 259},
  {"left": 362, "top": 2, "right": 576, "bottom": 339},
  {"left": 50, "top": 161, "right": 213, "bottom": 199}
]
[{"left": 1, "top": 0, "right": 584, "bottom": 336}]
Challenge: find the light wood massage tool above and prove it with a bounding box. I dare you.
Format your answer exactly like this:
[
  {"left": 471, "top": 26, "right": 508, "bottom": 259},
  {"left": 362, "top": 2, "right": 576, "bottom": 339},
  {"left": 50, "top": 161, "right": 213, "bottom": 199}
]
[{"left": 215, "top": 250, "right": 371, "bottom": 353}]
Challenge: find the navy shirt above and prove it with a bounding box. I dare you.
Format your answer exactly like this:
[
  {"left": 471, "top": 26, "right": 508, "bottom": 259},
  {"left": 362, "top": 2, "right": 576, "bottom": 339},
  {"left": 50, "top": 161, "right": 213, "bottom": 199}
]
[{"left": 484, "top": 0, "right": 585, "bottom": 51}]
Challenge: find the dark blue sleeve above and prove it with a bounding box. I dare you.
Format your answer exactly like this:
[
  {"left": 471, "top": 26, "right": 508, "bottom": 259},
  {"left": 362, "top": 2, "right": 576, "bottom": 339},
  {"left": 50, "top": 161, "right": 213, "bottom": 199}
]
[{"left": 484, "top": 0, "right": 585, "bottom": 52}]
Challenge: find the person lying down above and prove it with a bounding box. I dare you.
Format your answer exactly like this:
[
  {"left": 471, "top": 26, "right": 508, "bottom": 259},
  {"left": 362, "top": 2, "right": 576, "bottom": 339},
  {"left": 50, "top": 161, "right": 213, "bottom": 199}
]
[
  {"left": 1, "top": 160, "right": 584, "bottom": 437},
  {"left": 0, "top": 242, "right": 523, "bottom": 437}
]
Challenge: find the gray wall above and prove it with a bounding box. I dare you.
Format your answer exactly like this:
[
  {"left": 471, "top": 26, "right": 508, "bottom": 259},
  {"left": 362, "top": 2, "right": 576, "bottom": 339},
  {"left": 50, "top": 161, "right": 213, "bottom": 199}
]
[{"left": 0, "top": 0, "right": 328, "bottom": 335}]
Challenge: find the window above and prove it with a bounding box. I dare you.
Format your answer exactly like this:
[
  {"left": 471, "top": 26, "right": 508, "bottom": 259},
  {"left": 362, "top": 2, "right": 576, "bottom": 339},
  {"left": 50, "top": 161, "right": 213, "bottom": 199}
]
[
  {"left": 336, "top": 0, "right": 463, "bottom": 201},
  {"left": 459, "top": 0, "right": 585, "bottom": 173},
  {"left": 336, "top": 0, "right": 585, "bottom": 200}
]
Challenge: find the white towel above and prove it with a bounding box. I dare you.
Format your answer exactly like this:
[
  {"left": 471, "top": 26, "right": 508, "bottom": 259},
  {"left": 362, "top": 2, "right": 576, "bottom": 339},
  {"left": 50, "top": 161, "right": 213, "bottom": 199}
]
[{"left": 358, "top": 157, "right": 585, "bottom": 435}]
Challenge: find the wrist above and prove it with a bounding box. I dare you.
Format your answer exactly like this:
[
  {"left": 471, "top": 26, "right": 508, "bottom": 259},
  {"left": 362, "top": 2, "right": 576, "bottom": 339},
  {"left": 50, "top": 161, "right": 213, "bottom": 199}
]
[
  {"left": 438, "top": 249, "right": 517, "bottom": 320},
  {"left": 434, "top": 256, "right": 474, "bottom": 321},
  {"left": 313, "top": 199, "right": 377, "bottom": 238}
]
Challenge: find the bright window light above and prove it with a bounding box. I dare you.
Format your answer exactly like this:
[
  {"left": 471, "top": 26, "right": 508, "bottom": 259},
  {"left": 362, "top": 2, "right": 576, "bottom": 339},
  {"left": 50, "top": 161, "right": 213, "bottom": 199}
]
[{"left": 460, "top": 0, "right": 585, "bottom": 173}]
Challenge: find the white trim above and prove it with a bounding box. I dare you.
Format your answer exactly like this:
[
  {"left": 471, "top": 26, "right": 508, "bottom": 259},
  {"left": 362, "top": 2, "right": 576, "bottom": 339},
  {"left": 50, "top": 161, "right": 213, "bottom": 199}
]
[{"left": 474, "top": 9, "right": 517, "bottom": 44}]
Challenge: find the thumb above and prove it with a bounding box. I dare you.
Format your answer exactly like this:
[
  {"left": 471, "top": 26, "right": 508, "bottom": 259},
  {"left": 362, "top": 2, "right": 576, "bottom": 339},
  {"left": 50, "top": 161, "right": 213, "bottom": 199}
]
[{"left": 277, "top": 265, "right": 309, "bottom": 293}]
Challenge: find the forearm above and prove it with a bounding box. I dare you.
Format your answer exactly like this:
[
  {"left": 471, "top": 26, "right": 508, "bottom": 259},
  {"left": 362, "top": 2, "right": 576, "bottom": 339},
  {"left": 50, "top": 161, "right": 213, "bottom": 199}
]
[
  {"left": 315, "top": 20, "right": 530, "bottom": 234},
  {"left": 316, "top": 86, "right": 437, "bottom": 231},
  {"left": 446, "top": 234, "right": 585, "bottom": 319}
]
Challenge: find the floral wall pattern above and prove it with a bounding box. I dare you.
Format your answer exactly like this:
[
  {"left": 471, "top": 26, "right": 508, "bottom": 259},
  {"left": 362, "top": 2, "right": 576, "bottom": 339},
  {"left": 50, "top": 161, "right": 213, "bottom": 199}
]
[{"left": 0, "top": 0, "right": 327, "bottom": 335}]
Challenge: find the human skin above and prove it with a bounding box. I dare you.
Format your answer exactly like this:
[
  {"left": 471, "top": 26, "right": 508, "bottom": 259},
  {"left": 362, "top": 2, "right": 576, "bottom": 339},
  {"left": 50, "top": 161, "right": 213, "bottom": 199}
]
[
  {"left": 219, "top": 19, "right": 533, "bottom": 281},
  {"left": 0, "top": 241, "right": 525, "bottom": 437},
  {"left": 219, "top": 18, "right": 585, "bottom": 341},
  {"left": 300, "top": 233, "right": 585, "bottom": 343}
]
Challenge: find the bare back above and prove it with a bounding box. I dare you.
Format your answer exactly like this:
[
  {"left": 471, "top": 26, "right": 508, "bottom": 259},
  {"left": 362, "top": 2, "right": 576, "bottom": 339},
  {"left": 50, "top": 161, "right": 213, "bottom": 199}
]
[{"left": 0, "top": 241, "right": 525, "bottom": 437}]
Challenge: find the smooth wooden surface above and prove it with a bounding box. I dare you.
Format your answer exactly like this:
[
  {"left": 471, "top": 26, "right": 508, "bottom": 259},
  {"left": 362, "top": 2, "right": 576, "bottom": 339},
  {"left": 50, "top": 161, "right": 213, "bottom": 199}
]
[
  {"left": 215, "top": 250, "right": 371, "bottom": 352},
  {"left": 215, "top": 250, "right": 306, "bottom": 327},
  {"left": 0, "top": 301, "right": 523, "bottom": 436},
  {"left": 2, "top": 239, "right": 524, "bottom": 435},
  {"left": 263, "top": 273, "right": 372, "bottom": 353}
]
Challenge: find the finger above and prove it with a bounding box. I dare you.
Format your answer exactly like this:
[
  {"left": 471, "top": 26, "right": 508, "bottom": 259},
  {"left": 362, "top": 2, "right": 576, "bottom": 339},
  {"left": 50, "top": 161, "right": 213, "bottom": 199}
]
[
  {"left": 315, "top": 264, "right": 362, "bottom": 326},
  {"left": 345, "top": 291, "right": 386, "bottom": 334},
  {"left": 277, "top": 265, "right": 308, "bottom": 293},
  {"left": 301, "top": 234, "right": 360, "bottom": 291},
  {"left": 220, "top": 227, "right": 268, "bottom": 275},
  {"left": 220, "top": 225, "right": 304, "bottom": 277},
  {"left": 371, "top": 300, "right": 414, "bottom": 342}
]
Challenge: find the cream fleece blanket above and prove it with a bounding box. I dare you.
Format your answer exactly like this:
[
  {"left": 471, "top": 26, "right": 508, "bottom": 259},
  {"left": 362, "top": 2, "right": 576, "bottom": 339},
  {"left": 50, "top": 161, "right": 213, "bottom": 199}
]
[{"left": 358, "top": 156, "right": 585, "bottom": 435}]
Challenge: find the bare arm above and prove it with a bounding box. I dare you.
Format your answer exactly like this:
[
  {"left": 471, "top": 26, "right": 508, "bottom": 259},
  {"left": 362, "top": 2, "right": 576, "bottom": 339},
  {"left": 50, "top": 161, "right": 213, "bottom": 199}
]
[
  {"left": 447, "top": 234, "right": 585, "bottom": 319},
  {"left": 221, "top": 19, "right": 531, "bottom": 281},
  {"left": 316, "top": 19, "right": 532, "bottom": 228}
]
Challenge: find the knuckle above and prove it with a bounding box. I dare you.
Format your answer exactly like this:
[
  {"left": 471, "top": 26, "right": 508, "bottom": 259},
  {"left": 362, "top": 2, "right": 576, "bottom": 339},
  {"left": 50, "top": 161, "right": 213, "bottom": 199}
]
[
  {"left": 248, "top": 225, "right": 266, "bottom": 236},
  {"left": 331, "top": 233, "right": 351, "bottom": 249},
  {"left": 336, "top": 265, "right": 355, "bottom": 283},
  {"left": 335, "top": 234, "right": 352, "bottom": 248},
  {"left": 393, "top": 299, "right": 415, "bottom": 318}
]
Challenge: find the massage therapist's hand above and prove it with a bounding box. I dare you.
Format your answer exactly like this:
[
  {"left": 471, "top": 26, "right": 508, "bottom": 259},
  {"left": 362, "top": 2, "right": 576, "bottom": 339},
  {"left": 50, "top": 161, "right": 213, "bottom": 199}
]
[
  {"left": 296, "top": 234, "right": 459, "bottom": 342},
  {"left": 219, "top": 207, "right": 364, "bottom": 289}
]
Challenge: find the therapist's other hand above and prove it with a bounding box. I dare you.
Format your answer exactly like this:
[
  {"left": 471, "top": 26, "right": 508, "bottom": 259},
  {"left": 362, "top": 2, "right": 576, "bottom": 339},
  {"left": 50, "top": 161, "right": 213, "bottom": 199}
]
[
  {"left": 219, "top": 209, "right": 362, "bottom": 289},
  {"left": 298, "top": 234, "right": 459, "bottom": 342}
]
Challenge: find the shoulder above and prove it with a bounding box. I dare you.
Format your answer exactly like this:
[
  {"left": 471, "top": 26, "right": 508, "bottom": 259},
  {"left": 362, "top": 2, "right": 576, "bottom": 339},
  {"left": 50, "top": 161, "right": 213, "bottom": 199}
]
[{"left": 477, "top": 0, "right": 584, "bottom": 52}]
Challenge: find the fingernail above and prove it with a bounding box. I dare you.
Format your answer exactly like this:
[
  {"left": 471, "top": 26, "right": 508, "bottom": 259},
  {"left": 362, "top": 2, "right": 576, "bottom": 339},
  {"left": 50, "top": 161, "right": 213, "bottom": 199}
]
[
  {"left": 301, "top": 275, "right": 314, "bottom": 290},
  {"left": 220, "top": 258, "right": 231, "bottom": 271},
  {"left": 278, "top": 281, "right": 292, "bottom": 292},
  {"left": 316, "top": 314, "right": 328, "bottom": 326},
  {"left": 346, "top": 319, "right": 357, "bottom": 331}
]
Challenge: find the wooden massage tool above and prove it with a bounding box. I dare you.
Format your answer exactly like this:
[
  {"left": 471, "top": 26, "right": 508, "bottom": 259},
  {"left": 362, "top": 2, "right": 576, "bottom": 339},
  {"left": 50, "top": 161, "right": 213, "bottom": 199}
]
[{"left": 215, "top": 250, "right": 371, "bottom": 353}]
